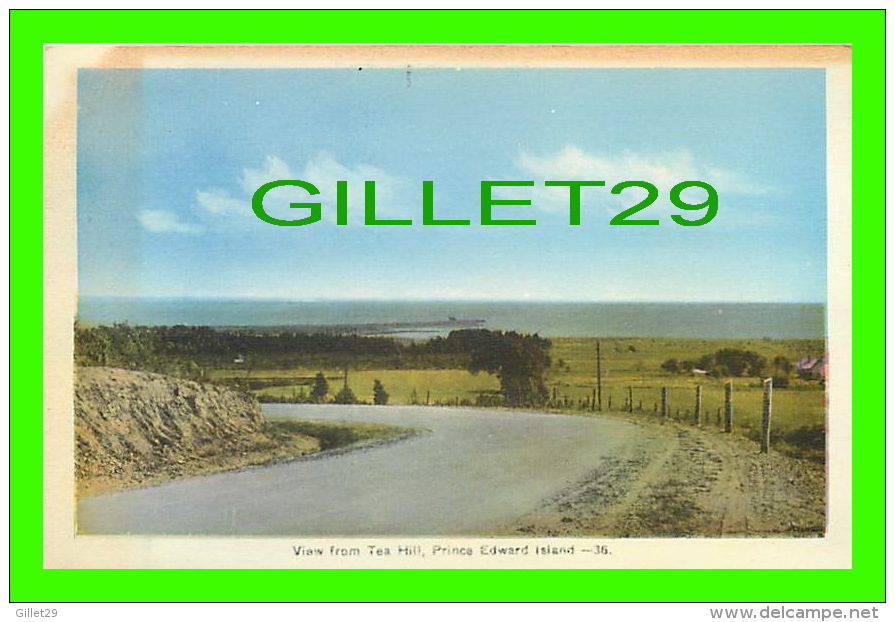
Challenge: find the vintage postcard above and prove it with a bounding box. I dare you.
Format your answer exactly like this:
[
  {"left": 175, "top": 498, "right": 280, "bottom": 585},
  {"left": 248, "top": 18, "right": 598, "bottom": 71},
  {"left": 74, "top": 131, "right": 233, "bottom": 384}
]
[{"left": 44, "top": 44, "right": 851, "bottom": 569}]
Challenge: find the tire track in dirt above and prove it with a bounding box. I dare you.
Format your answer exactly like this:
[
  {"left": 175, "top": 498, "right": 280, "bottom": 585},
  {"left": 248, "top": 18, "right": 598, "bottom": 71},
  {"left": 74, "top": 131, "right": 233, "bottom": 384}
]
[
  {"left": 706, "top": 435, "right": 754, "bottom": 535},
  {"left": 513, "top": 415, "right": 825, "bottom": 538}
]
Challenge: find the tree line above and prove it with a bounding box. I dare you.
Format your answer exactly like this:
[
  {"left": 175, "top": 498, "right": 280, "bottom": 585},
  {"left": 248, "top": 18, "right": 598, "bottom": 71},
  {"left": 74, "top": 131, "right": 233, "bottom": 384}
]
[
  {"left": 661, "top": 348, "right": 795, "bottom": 386},
  {"left": 75, "top": 323, "right": 553, "bottom": 407}
]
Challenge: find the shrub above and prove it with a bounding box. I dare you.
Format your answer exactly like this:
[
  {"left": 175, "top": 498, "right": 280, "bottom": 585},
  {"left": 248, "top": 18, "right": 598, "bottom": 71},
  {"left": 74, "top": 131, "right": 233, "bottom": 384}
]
[
  {"left": 660, "top": 358, "right": 679, "bottom": 373},
  {"left": 771, "top": 376, "right": 790, "bottom": 389},
  {"left": 475, "top": 392, "right": 505, "bottom": 407},
  {"left": 311, "top": 372, "right": 329, "bottom": 403},
  {"left": 333, "top": 385, "right": 359, "bottom": 404},
  {"left": 372, "top": 379, "right": 389, "bottom": 405}
]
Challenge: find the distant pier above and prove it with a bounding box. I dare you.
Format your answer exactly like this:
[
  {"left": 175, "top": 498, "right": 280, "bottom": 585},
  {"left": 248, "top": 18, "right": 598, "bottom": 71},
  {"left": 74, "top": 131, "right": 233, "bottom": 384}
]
[{"left": 217, "top": 317, "right": 487, "bottom": 336}]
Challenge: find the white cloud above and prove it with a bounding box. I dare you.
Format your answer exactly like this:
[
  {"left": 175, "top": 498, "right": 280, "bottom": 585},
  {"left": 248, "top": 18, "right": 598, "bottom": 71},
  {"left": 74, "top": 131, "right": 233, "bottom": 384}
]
[
  {"left": 194, "top": 155, "right": 295, "bottom": 223},
  {"left": 513, "top": 145, "right": 765, "bottom": 215},
  {"left": 301, "top": 152, "right": 409, "bottom": 221},
  {"left": 196, "top": 189, "right": 248, "bottom": 215},
  {"left": 195, "top": 153, "right": 410, "bottom": 227},
  {"left": 303, "top": 153, "right": 387, "bottom": 191},
  {"left": 239, "top": 155, "right": 293, "bottom": 195},
  {"left": 137, "top": 209, "right": 201, "bottom": 234}
]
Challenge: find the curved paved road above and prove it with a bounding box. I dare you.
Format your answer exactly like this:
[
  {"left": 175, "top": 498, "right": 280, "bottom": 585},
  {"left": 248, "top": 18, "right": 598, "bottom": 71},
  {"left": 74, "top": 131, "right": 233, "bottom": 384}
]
[{"left": 77, "top": 405, "right": 640, "bottom": 535}]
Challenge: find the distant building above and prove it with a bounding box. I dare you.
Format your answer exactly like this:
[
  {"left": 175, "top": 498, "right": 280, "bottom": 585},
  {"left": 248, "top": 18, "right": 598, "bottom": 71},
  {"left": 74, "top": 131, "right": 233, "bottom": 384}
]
[{"left": 797, "top": 355, "right": 827, "bottom": 380}]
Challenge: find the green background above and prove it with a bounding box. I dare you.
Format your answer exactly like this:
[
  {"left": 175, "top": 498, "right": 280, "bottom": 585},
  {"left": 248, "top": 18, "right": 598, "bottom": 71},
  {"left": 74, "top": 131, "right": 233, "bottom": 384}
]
[{"left": 11, "top": 9, "right": 885, "bottom": 603}]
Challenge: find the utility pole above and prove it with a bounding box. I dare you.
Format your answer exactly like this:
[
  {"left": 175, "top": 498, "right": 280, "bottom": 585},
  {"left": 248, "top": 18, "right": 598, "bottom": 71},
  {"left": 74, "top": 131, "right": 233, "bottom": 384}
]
[
  {"left": 761, "top": 378, "right": 773, "bottom": 453},
  {"left": 595, "top": 340, "right": 603, "bottom": 412},
  {"left": 724, "top": 381, "right": 734, "bottom": 432},
  {"left": 694, "top": 385, "right": 702, "bottom": 425}
]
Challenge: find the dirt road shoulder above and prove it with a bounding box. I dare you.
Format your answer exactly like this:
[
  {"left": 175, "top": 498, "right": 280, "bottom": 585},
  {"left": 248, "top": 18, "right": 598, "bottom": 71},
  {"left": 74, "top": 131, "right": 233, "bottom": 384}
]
[{"left": 514, "top": 413, "right": 826, "bottom": 537}]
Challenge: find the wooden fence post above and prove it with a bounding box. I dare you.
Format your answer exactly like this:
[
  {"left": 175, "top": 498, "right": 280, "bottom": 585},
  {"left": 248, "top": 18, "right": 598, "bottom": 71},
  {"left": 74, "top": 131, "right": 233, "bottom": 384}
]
[
  {"left": 693, "top": 385, "right": 702, "bottom": 426},
  {"left": 661, "top": 387, "right": 668, "bottom": 420},
  {"left": 761, "top": 378, "right": 773, "bottom": 453},
  {"left": 627, "top": 386, "right": 634, "bottom": 413},
  {"left": 724, "top": 381, "right": 733, "bottom": 433}
]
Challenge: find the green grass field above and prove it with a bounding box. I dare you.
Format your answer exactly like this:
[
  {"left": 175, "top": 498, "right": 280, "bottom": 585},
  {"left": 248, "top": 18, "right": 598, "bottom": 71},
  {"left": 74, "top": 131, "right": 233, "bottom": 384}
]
[
  {"left": 251, "top": 368, "right": 500, "bottom": 405},
  {"left": 545, "top": 337, "right": 826, "bottom": 434},
  {"left": 215, "top": 336, "right": 826, "bottom": 456}
]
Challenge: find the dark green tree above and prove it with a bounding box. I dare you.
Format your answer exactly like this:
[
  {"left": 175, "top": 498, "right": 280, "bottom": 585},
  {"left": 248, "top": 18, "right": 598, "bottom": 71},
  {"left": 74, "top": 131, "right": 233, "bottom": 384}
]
[
  {"left": 712, "top": 348, "right": 766, "bottom": 377},
  {"left": 770, "top": 355, "right": 793, "bottom": 388},
  {"left": 333, "top": 385, "right": 359, "bottom": 404},
  {"left": 372, "top": 379, "right": 389, "bottom": 405},
  {"left": 461, "top": 330, "right": 551, "bottom": 407},
  {"left": 660, "top": 358, "right": 679, "bottom": 373},
  {"left": 311, "top": 372, "right": 329, "bottom": 403},
  {"left": 771, "top": 355, "right": 793, "bottom": 377}
]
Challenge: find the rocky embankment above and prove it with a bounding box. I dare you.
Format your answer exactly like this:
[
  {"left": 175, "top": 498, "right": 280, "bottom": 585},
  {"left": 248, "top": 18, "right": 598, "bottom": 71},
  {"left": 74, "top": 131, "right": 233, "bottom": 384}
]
[{"left": 75, "top": 367, "right": 319, "bottom": 495}]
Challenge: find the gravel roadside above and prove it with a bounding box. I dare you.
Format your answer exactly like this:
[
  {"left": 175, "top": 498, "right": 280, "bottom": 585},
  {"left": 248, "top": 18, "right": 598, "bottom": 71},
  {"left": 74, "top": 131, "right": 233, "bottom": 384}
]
[{"left": 513, "top": 414, "right": 826, "bottom": 537}]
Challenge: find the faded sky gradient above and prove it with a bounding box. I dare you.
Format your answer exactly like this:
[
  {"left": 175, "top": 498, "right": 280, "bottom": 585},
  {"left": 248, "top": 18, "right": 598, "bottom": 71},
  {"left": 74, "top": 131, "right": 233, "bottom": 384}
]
[{"left": 78, "top": 67, "right": 827, "bottom": 302}]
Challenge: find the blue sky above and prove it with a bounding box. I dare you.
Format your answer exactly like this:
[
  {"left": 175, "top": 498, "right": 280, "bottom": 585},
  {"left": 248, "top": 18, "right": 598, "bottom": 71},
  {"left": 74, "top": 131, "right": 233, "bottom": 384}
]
[{"left": 78, "top": 67, "right": 827, "bottom": 302}]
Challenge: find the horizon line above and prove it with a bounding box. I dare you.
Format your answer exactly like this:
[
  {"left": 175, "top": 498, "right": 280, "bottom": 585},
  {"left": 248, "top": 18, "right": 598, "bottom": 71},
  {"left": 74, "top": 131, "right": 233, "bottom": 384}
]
[{"left": 78, "top": 294, "right": 827, "bottom": 305}]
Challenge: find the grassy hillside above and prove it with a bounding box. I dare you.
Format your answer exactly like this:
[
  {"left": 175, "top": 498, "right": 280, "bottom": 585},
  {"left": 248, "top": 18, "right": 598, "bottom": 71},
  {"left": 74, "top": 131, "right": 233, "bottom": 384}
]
[
  {"left": 217, "top": 336, "right": 825, "bottom": 457},
  {"left": 76, "top": 324, "right": 827, "bottom": 461}
]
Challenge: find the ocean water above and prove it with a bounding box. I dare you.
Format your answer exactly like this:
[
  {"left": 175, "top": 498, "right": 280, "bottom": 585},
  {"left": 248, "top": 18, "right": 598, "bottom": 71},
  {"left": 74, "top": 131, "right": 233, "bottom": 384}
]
[{"left": 77, "top": 298, "right": 825, "bottom": 339}]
